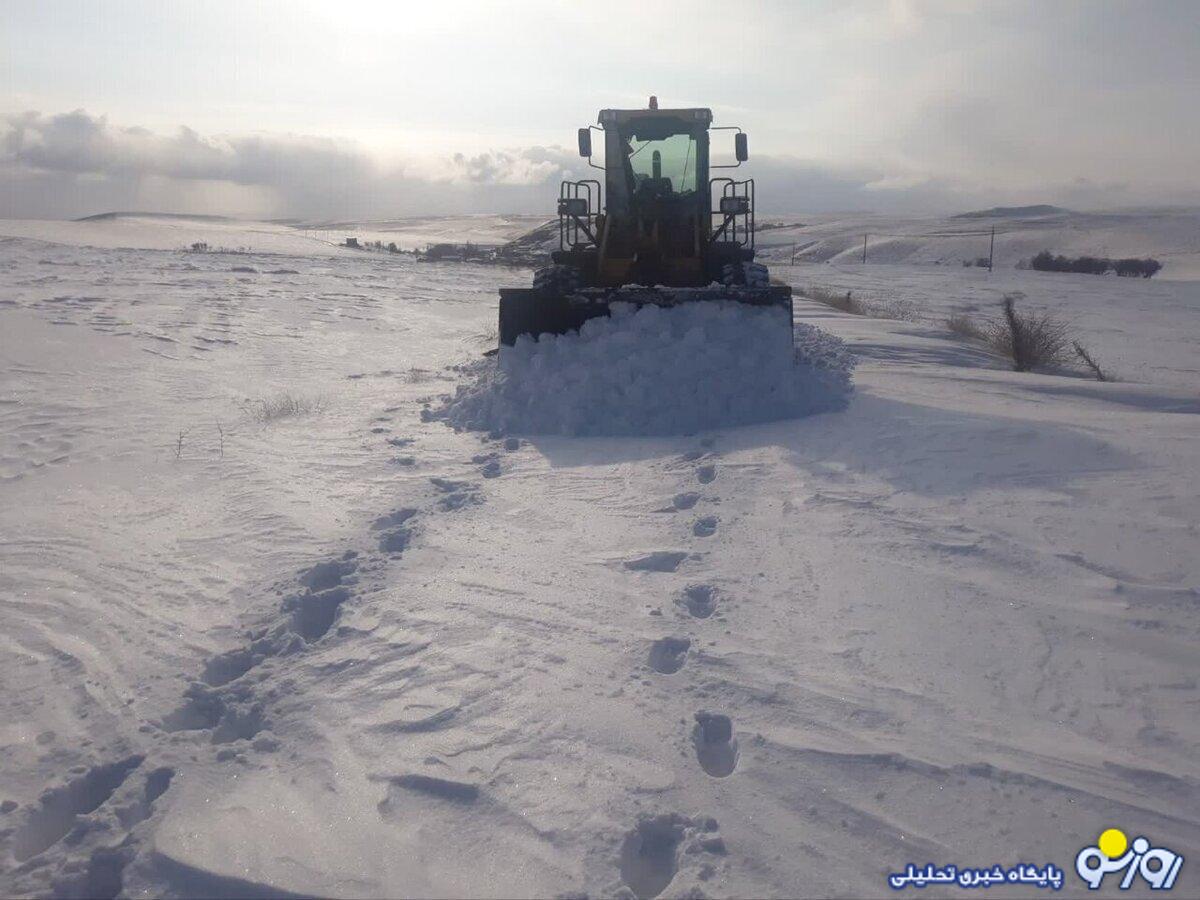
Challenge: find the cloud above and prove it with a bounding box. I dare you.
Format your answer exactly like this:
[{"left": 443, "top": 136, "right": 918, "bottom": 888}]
[
  {"left": 448, "top": 147, "right": 573, "bottom": 186},
  {"left": 3, "top": 109, "right": 377, "bottom": 187},
  {"left": 3, "top": 108, "right": 1198, "bottom": 221},
  {"left": 1, "top": 110, "right": 589, "bottom": 218}
]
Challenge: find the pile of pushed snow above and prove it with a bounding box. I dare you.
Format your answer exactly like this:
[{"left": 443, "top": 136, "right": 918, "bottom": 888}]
[{"left": 430, "top": 301, "right": 854, "bottom": 436}]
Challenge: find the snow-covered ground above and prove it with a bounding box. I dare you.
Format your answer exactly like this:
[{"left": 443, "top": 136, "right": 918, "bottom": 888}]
[
  {"left": 753, "top": 208, "right": 1200, "bottom": 281},
  {"left": 779, "top": 262, "right": 1200, "bottom": 389},
  {"left": 0, "top": 214, "right": 546, "bottom": 256},
  {"left": 1, "top": 216, "right": 1198, "bottom": 898}
]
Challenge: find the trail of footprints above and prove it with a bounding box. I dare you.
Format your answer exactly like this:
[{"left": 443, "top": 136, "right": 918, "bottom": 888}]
[
  {"left": 3, "top": 755, "right": 175, "bottom": 898},
  {"left": 621, "top": 440, "right": 738, "bottom": 898},
  {"left": 6, "top": 414, "right": 728, "bottom": 899},
  {"left": 3, "top": 409, "right": 506, "bottom": 896}
]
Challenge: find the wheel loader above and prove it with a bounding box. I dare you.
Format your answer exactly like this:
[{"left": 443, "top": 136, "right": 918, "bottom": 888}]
[{"left": 498, "top": 97, "right": 792, "bottom": 346}]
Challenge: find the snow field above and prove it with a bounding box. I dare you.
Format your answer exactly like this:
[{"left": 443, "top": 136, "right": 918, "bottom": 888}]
[{"left": 2, "top": 215, "right": 1199, "bottom": 898}]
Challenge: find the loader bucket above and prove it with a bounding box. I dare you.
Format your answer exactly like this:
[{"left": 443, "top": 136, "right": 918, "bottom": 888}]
[{"left": 498, "top": 285, "right": 793, "bottom": 347}]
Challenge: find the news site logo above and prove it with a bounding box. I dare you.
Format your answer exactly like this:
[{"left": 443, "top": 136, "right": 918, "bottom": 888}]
[
  {"left": 886, "top": 827, "right": 1184, "bottom": 892},
  {"left": 1075, "top": 828, "right": 1184, "bottom": 891}
]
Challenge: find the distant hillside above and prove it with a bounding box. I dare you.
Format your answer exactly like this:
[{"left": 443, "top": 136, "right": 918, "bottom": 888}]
[
  {"left": 953, "top": 205, "right": 1071, "bottom": 219},
  {"left": 75, "top": 211, "right": 232, "bottom": 222}
]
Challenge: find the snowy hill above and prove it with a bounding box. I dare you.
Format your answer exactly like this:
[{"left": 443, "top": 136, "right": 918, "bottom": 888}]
[
  {"left": 0, "top": 212, "right": 547, "bottom": 256},
  {"left": 952, "top": 204, "right": 1072, "bottom": 219},
  {"left": 1, "top": 217, "right": 1198, "bottom": 898},
  {"left": 752, "top": 207, "right": 1200, "bottom": 281}
]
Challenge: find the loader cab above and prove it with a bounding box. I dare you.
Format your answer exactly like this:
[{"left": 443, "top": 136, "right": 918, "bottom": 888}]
[
  {"left": 598, "top": 107, "right": 711, "bottom": 223},
  {"left": 557, "top": 98, "right": 755, "bottom": 287}
]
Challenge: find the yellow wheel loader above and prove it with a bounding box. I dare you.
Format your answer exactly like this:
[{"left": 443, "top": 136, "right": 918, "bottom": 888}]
[{"left": 498, "top": 97, "right": 792, "bottom": 346}]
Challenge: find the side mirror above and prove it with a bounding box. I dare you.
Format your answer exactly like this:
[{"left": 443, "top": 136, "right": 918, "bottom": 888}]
[
  {"left": 578, "top": 128, "right": 592, "bottom": 158},
  {"left": 735, "top": 133, "right": 748, "bottom": 162}
]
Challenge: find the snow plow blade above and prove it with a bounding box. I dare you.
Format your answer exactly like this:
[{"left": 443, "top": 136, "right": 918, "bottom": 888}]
[{"left": 498, "top": 284, "right": 793, "bottom": 347}]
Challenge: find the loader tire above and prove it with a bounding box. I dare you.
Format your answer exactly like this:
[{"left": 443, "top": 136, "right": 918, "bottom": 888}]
[
  {"left": 533, "top": 264, "right": 583, "bottom": 296},
  {"left": 744, "top": 262, "right": 770, "bottom": 288},
  {"left": 721, "top": 261, "right": 770, "bottom": 288}
]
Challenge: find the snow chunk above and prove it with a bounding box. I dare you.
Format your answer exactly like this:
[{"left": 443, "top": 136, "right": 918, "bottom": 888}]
[{"left": 432, "top": 301, "right": 854, "bottom": 436}]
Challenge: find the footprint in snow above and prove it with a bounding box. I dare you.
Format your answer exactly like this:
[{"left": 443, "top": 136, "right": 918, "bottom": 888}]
[
  {"left": 286, "top": 551, "right": 359, "bottom": 640},
  {"left": 299, "top": 552, "right": 359, "bottom": 592},
  {"left": 10, "top": 759, "right": 173, "bottom": 898},
  {"left": 202, "top": 647, "right": 258, "bottom": 687},
  {"left": 430, "top": 477, "right": 483, "bottom": 510},
  {"left": 619, "top": 814, "right": 688, "bottom": 900},
  {"left": 648, "top": 637, "right": 690, "bottom": 674},
  {"left": 378, "top": 528, "right": 412, "bottom": 554},
  {"left": 696, "top": 464, "right": 717, "bottom": 484},
  {"left": 679, "top": 584, "right": 717, "bottom": 618},
  {"left": 653, "top": 492, "right": 700, "bottom": 513},
  {"left": 617, "top": 813, "right": 724, "bottom": 899},
  {"left": 693, "top": 711, "right": 738, "bottom": 778},
  {"left": 472, "top": 453, "right": 502, "bottom": 478},
  {"left": 11, "top": 756, "right": 144, "bottom": 862},
  {"left": 372, "top": 508, "right": 418, "bottom": 531},
  {"left": 692, "top": 516, "right": 718, "bottom": 537}
]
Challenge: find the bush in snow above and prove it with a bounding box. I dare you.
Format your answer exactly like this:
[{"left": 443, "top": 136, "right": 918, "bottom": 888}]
[
  {"left": 1113, "top": 257, "right": 1162, "bottom": 278},
  {"left": 1030, "top": 250, "right": 1161, "bottom": 278},
  {"left": 1030, "top": 251, "right": 1107, "bottom": 274},
  {"left": 238, "top": 392, "right": 327, "bottom": 424},
  {"left": 988, "top": 295, "right": 1070, "bottom": 372},
  {"left": 946, "top": 313, "right": 986, "bottom": 341},
  {"left": 428, "top": 301, "right": 854, "bottom": 436}
]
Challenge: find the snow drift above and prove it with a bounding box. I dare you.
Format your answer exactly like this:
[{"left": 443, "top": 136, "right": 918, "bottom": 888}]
[{"left": 431, "top": 301, "right": 854, "bottom": 436}]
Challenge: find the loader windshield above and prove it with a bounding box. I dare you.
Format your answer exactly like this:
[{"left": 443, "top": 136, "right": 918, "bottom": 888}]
[{"left": 625, "top": 131, "right": 697, "bottom": 195}]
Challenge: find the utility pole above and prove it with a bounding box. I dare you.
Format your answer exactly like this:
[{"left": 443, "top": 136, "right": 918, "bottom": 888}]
[
  {"left": 791, "top": 242, "right": 796, "bottom": 266},
  {"left": 988, "top": 225, "right": 995, "bottom": 272},
  {"left": 862, "top": 234, "right": 868, "bottom": 264}
]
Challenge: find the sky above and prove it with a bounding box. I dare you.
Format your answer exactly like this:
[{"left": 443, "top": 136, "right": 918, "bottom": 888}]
[{"left": 2, "top": 0, "right": 1198, "bottom": 219}]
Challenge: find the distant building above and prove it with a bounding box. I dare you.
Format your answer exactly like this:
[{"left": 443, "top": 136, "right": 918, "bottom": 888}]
[{"left": 344, "top": 237, "right": 360, "bottom": 248}]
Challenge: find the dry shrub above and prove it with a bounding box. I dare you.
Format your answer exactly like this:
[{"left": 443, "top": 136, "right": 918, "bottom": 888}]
[
  {"left": 946, "top": 313, "right": 986, "bottom": 341},
  {"left": 1072, "top": 342, "right": 1111, "bottom": 381},
  {"left": 798, "top": 284, "right": 915, "bottom": 319},
  {"left": 799, "top": 285, "right": 864, "bottom": 314},
  {"left": 987, "top": 295, "right": 1070, "bottom": 372},
  {"left": 238, "top": 392, "right": 327, "bottom": 423},
  {"left": 477, "top": 322, "right": 499, "bottom": 345}
]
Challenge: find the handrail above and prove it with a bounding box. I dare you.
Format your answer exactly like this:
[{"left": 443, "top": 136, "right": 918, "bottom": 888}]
[
  {"left": 708, "top": 178, "right": 754, "bottom": 250},
  {"left": 559, "top": 179, "right": 601, "bottom": 251}
]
